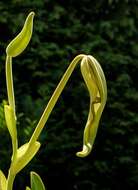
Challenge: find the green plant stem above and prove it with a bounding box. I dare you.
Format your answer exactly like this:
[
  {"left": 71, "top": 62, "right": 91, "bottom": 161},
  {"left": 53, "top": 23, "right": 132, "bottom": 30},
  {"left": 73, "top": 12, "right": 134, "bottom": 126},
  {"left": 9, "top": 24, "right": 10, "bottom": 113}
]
[
  {"left": 6, "top": 55, "right": 18, "bottom": 190},
  {"left": 11, "top": 138, "right": 18, "bottom": 162},
  {"left": 6, "top": 55, "right": 18, "bottom": 160},
  {"left": 6, "top": 56, "right": 16, "bottom": 118},
  {"left": 29, "top": 54, "right": 85, "bottom": 146},
  {"left": 7, "top": 169, "right": 15, "bottom": 190}
]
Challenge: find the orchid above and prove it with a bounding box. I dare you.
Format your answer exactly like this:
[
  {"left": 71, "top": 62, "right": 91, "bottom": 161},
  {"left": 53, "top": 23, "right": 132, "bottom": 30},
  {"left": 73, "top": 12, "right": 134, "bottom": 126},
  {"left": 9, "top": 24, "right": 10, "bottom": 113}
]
[{"left": 0, "top": 12, "right": 107, "bottom": 190}]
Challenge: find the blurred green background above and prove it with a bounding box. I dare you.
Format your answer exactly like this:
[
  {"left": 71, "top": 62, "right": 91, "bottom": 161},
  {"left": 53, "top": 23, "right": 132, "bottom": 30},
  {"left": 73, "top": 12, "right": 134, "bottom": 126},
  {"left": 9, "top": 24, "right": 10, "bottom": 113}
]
[{"left": 0, "top": 0, "right": 138, "bottom": 189}]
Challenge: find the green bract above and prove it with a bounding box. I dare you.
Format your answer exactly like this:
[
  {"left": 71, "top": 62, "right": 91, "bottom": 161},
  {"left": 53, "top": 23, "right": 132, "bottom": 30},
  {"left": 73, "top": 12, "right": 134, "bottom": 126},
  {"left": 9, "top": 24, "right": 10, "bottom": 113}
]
[
  {"left": 4, "top": 105, "right": 17, "bottom": 145},
  {"left": 11, "top": 142, "right": 41, "bottom": 175},
  {"left": 0, "top": 11, "right": 107, "bottom": 190}
]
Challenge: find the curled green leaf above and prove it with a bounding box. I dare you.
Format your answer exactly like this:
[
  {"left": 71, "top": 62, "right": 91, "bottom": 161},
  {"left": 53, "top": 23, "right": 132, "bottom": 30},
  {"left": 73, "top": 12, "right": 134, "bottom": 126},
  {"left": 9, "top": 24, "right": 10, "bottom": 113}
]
[
  {"left": 0, "top": 170, "right": 7, "bottom": 190},
  {"left": 11, "top": 141, "right": 40, "bottom": 174},
  {"left": 31, "top": 172, "right": 46, "bottom": 190},
  {"left": 6, "top": 12, "right": 35, "bottom": 57},
  {"left": 76, "top": 55, "right": 107, "bottom": 157}
]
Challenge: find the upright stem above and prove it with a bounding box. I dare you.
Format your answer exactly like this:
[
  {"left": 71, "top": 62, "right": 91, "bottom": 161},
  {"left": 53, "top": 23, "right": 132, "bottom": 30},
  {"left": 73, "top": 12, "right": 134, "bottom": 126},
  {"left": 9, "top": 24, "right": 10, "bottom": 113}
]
[
  {"left": 6, "top": 55, "right": 18, "bottom": 158},
  {"left": 7, "top": 169, "right": 15, "bottom": 190},
  {"left": 11, "top": 138, "right": 18, "bottom": 162},
  {"left": 6, "top": 56, "right": 16, "bottom": 119},
  {"left": 29, "top": 54, "right": 85, "bottom": 146},
  {"left": 6, "top": 55, "right": 17, "bottom": 190}
]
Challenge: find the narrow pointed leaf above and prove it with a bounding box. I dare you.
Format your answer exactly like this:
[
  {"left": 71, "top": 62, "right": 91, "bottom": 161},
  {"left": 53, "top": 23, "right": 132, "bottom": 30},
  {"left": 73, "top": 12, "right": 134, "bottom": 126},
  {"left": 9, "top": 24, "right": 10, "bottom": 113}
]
[
  {"left": 11, "top": 141, "right": 40, "bottom": 174},
  {"left": 4, "top": 105, "right": 17, "bottom": 142},
  {"left": 0, "top": 170, "right": 7, "bottom": 190},
  {"left": 6, "top": 12, "right": 35, "bottom": 57},
  {"left": 31, "top": 172, "right": 45, "bottom": 190}
]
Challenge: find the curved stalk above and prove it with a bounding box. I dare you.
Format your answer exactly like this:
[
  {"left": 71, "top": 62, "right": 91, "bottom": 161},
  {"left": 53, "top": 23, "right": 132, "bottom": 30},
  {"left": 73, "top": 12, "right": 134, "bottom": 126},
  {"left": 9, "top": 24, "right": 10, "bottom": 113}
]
[{"left": 29, "top": 54, "right": 85, "bottom": 146}]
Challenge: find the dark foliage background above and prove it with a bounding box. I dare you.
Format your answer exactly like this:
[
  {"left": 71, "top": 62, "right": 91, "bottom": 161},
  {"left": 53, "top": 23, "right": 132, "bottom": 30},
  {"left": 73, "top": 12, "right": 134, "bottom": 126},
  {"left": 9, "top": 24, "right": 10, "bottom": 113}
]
[{"left": 0, "top": 0, "right": 138, "bottom": 189}]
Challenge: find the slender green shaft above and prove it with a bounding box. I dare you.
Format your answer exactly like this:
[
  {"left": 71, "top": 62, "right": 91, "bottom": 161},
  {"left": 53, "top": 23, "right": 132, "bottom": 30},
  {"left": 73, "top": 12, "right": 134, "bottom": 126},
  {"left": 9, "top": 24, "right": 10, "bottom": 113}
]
[
  {"left": 11, "top": 138, "right": 18, "bottom": 163},
  {"left": 29, "top": 54, "right": 85, "bottom": 146},
  {"left": 6, "top": 56, "right": 16, "bottom": 118},
  {"left": 7, "top": 169, "right": 15, "bottom": 190},
  {"left": 6, "top": 55, "right": 18, "bottom": 159},
  {"left": 6, "top": 55, "right": 18, "bottom": 190}
]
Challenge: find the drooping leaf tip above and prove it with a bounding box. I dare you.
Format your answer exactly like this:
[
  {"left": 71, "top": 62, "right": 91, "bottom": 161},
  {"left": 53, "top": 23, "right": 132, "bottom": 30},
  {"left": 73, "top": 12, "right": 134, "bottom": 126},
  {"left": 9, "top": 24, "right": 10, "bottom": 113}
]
[{"left": 76, "top": 144, "right": 92, "bottom": 158}]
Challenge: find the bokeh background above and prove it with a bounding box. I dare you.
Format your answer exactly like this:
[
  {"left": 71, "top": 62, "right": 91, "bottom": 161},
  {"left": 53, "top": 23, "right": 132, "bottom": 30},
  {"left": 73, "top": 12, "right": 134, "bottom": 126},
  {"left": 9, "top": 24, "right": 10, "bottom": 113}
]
[{"left": 0, "top": 0, "right": 138, "bottom": 189}]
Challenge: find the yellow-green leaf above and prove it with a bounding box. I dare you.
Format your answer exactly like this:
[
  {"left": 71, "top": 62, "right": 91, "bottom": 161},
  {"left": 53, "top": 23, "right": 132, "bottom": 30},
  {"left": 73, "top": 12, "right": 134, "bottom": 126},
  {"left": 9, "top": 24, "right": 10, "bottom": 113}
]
[
  {"left": 4, "top": 105, "right": 17, "bottom": 142},
  {"left": 31, "top": 172, "right": 46, "bottom": 190},
  {"left": 0, "top": 170, "right": 7, "bottom": 190},
  {"left": 11, "top": 141, "right": 40, "bottom": 174},
  {"left": 6, "top": 12, "right": 35, "bottom": 57}
]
